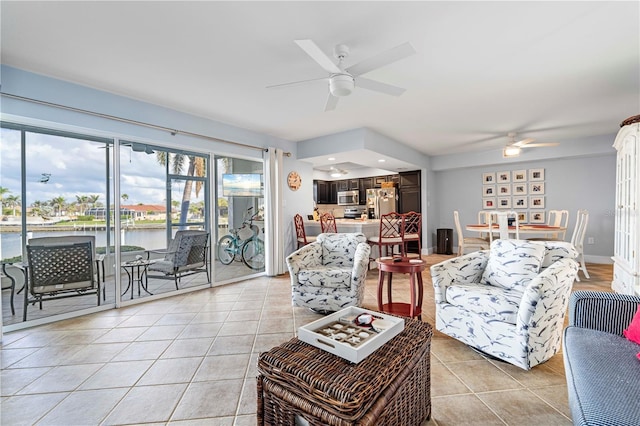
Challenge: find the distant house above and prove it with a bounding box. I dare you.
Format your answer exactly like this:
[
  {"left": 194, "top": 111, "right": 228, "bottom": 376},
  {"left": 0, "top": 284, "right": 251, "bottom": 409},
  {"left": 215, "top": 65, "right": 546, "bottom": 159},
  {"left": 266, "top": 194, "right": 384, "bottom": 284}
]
[
  {"left": 84, "top": 205, "right": 168, "bottom": 220},
  {"left": 122, "top": 205, "right": 167, "bottom": 220}
]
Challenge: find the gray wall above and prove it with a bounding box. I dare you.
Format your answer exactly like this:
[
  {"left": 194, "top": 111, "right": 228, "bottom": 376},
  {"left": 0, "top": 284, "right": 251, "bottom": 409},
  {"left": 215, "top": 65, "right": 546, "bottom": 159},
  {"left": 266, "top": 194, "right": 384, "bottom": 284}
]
[{"left": 431, "top": 154, "right": 616, "bottom": 262}]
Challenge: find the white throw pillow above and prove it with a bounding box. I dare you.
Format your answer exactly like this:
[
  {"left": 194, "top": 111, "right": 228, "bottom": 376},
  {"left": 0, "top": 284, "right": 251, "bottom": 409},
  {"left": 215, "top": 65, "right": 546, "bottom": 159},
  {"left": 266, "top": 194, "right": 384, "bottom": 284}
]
[{"left": 481, "top": 239, "right": 545, "bottom": 291}]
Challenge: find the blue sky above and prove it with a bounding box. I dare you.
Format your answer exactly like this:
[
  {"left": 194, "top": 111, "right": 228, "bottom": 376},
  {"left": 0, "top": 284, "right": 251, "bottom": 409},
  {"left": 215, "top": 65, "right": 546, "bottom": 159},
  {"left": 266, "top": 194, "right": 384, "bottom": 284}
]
[{"left": 0, "top": 128, "right": 201, "bottom": 209}]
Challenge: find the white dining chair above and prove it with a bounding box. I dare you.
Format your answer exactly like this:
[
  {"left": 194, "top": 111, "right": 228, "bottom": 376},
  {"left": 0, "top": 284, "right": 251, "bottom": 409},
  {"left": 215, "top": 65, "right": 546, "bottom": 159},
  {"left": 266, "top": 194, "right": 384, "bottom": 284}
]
[
  {"left": 454, "top": 211, "right": 490, "bottom": 256},
  {"left": 571, "top": 209, "right": 590, "bottom": 281},
  {"left": 547, "top": 210, "right": 570, "bottom": 240},
  {"left": 488, "top": 210, "right": 519, "bottom": 242},
  {"left": 477, "top": 210, "right": 496, "bottom": 241},
  {"left": 528, "top": 209, "right": 570, "bottom": 242}
]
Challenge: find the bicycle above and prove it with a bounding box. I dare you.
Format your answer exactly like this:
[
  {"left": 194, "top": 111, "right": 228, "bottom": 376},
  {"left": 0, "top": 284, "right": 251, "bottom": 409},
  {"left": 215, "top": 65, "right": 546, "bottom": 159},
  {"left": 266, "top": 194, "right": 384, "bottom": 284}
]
[{"left": 217, "top": 207, "right": 265, "bottom": 270}]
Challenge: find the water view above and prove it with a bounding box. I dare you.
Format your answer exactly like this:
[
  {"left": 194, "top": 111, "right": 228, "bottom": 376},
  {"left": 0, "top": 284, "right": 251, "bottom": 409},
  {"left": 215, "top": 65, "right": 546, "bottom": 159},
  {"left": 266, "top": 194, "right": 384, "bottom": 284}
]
[{"left": 1, "top": 229, "right": 168, "bottom": 260}]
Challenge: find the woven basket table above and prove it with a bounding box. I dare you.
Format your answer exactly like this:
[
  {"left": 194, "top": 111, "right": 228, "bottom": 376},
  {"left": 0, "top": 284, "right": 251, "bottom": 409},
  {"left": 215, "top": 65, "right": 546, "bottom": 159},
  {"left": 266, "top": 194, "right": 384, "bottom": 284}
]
[{"left": 257, "top": 317, "right": 432, "bottom": 426}]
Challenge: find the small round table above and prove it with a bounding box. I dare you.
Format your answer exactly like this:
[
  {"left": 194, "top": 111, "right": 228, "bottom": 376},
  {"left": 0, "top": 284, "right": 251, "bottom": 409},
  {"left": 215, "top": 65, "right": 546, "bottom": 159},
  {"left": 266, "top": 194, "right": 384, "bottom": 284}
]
[
  {"left": 376, "top": 257, "right": 426, "bottom": 319},
  {"left": 121, "top": 259, "right": 154, "bottom": 299}
]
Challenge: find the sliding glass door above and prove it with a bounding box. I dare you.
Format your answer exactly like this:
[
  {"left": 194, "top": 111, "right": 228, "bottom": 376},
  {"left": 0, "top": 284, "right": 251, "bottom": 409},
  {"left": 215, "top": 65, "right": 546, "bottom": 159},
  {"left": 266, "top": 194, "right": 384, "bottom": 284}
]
[{"left": 214, "top": 156, "right": 265, "bottom": 282}]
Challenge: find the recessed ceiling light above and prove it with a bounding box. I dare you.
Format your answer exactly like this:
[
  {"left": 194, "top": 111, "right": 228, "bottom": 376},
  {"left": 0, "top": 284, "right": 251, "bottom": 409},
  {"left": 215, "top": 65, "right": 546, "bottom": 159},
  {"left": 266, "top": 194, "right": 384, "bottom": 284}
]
[
  {"left": 328, "top": 157, "right": 336, "bottom": 161},
  {"left": 378, "top": 159, "right": 386, "bottom": 162}
]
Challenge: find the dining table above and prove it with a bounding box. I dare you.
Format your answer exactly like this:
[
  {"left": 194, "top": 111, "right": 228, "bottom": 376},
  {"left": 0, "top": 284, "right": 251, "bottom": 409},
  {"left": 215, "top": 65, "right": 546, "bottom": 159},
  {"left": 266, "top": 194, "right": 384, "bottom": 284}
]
[{"left": 466, "top": 223, "right": 567, "bottom": 238}]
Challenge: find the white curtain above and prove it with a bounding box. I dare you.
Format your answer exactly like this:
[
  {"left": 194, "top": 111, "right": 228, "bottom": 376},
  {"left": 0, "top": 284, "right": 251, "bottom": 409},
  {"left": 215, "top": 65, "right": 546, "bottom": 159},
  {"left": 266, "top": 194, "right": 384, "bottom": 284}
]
[{"left": 264, "top": 148, "right": 285, "bottom": 275}]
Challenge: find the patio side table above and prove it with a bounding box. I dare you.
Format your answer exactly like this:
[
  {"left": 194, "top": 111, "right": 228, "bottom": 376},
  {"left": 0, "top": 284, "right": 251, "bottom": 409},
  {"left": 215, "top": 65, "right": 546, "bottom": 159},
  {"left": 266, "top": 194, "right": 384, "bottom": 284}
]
[{"left": 121, "top": 259, "right": 153, "bottom": 299}]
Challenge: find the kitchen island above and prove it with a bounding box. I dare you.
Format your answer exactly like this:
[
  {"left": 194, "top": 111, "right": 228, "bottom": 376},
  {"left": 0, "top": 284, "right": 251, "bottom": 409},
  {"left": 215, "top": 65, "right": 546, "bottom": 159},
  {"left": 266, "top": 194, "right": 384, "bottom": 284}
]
[
  {"left": 304, "top": 219, "right": 380, "bottom": 239},
  {"left": 304, "top": 219, "right": 389, "bottom": 260}
]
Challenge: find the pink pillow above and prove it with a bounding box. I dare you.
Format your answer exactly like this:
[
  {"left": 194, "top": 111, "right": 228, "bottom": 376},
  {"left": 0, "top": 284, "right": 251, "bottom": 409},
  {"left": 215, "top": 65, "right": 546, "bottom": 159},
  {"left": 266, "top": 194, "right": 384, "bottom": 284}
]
[{"left": 623, "top": 304, "right": 640, "bottom": 345}]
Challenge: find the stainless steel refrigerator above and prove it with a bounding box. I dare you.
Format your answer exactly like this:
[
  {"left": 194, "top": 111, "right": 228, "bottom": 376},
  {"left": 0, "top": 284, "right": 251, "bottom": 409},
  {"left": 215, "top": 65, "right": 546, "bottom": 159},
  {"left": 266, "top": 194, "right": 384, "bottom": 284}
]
[{"left": 366, "top": 188, "right": 398, "bottom": 219}]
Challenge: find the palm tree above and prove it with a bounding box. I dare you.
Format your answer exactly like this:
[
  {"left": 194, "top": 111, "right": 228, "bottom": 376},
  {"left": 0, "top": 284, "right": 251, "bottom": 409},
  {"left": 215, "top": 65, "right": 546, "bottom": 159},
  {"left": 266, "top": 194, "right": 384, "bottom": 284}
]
[
  {"left": 4, "top": 195, "right": 21, "bottom": 216},
  {"left": 88, "top": 194, "right": 100, "bottom": 208},
  {"left": 76, "top": 195, "right": 90, "bottom": 216},
  {"left": 156, "top": 152, "right": 205, "bottom": 229},
  {"left": 30, "top": 200, "right": 46, "bottom": 217},
  {"left": 50, "top": 196, "right": 66, "bottom": 217},
  {"left": 0, "top": 186, "right": 10, "bottom": 215},
  {"left": 121, "top": 193, "right": 129, "bottom": 204}
]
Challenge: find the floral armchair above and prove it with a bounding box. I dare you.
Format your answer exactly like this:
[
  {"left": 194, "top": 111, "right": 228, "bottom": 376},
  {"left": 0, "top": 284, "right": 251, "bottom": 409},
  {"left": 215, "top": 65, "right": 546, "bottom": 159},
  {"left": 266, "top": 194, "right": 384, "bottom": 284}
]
[
  {"left": 286, "top": 232, "right": 371, "bottom": 313},
  {"left": 430, "top": 239, "right": 579, "bottom": 370}
]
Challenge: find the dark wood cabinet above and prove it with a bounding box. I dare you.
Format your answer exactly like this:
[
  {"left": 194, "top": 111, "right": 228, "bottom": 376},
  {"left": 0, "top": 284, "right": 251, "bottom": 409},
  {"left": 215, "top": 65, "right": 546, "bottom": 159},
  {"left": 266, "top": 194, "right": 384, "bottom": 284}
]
[
  {"left": 373, "top": 176, "right": 387, "bottom": 187},
  {"left": 348, "top": 179, "right": 360, "bottom": 190},
  {"left": 388, "top": 174, "right": 400, "bottom": 185},
  {"left": 399, "top": 186, "right": 421, "bottom": 214},
  {"left": 313, "top": 180, "right": 329, "bottom": 204},
  {"left": 337, "top": 180, "right": 349, "bottom": 191},
  {"left": 329, "top": 182, "right": 338, "bottom": 204},
  {"left": 399, "top": 171, "right": 420, "bottom": 188},
  {"left": 359, "top": 177, "right": 374, "bottom": 204}
]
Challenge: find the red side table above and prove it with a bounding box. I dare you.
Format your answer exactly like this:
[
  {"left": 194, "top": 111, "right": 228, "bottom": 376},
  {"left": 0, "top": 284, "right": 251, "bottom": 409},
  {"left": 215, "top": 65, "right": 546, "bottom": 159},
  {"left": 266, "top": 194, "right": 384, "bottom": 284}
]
[{"left": 376, "top": 257, "right": 426, "bottom": 319}]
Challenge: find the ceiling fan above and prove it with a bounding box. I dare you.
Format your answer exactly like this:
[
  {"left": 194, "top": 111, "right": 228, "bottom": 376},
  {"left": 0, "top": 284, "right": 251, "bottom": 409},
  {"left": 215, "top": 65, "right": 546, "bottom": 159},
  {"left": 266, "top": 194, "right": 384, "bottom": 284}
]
[
  {"left": 503, "top": 132, "right": 559, "bottom": 157},
  {"left": 267, "top": 39, "right": 416, "bottom": 111}
]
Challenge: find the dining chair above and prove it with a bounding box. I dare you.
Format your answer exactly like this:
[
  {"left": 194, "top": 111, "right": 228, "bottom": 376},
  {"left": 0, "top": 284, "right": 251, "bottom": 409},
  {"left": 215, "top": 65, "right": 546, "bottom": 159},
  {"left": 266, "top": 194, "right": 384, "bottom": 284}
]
[
  {"left": 477, "top": 210, "right": 496, "bottom": 241},
  {"left": 488, "top": 210, "right": 519, "bottom": 242},
  {"left": 368, "top": 211, "right": 404, "bottom": 258},
  {"left": 294, "top": 213, "right": 317, "bottom": 248},
  {"left": 453, "top": 210, "right": 490, "bottom": 256},
  {"left": 571, "top": 209, "right": 590, "bottom": 281},
  {"left": 547, "top": 209, "right": 570, "bottom": 240},
  {"left": 528, "top": 209, "right": 570, "bottom": 241},
  {"left": 402, "top": 211, "right": 422, "bottom": 258},
  {"left": 320, "top": 212, "right": 338, "bottom": 233}
]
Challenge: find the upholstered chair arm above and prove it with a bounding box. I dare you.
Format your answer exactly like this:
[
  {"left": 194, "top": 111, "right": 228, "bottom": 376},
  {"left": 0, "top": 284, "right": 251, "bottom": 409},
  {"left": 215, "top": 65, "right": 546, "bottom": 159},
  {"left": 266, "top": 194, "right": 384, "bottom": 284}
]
[
  {"left": 285, "top": 241, "right": 323, "bottom": 286},
  {"left": 516, "top": 258, "right": 578, "bottom": 338},
  {"left": 568, "top": 290, "right": 640, "bottom": 336},
  {"left": 430, "top": 251, "right": 489, "bottom": 304},
  {"left": 351, "top": 242, "right": 371, "bottom": 290}
]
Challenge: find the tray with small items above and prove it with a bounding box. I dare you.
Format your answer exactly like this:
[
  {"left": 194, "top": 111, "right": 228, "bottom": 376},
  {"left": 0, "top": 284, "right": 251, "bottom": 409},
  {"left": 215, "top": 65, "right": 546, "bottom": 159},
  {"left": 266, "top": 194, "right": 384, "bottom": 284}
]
[{"left": 297, "top": 307, "right": 405, "bottom": 363}]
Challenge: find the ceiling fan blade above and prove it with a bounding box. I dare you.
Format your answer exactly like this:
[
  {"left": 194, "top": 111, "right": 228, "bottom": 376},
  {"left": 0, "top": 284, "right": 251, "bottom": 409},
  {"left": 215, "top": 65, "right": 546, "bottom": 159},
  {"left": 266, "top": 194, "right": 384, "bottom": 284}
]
[
  {"left": 513, "top": 138, "right": 536, "bottom": 147},
  {"left": 346, "top": 42, "right": 416, "bottom": 76},
  {"left": 357, "top": 77, "right": 406, "bottom": 96},
  {"left": 324, "top": 93, "right": 339, "bottom": 111},
  {"left": 294, "top": 39, "right": 341, "bottom": 74},
  {"left": 522, "top": 143, "right": 560, "bottom": 148},
  {"left": 266, "top": 76, "right": 328, "bottom": 89}
]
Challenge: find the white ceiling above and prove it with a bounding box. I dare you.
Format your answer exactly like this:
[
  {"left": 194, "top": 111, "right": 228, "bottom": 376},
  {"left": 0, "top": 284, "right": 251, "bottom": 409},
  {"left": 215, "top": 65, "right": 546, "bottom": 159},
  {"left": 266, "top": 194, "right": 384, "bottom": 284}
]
[{"left": 1, "top": 1, "right": 638, "bottom": 170}]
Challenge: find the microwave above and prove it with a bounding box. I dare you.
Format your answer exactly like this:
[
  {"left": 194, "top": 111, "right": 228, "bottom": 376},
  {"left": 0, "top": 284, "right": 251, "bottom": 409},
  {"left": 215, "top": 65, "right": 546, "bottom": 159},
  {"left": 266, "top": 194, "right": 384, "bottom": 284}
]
[{"left": 337, "top": 190, "right": 359, "bottom": 206}]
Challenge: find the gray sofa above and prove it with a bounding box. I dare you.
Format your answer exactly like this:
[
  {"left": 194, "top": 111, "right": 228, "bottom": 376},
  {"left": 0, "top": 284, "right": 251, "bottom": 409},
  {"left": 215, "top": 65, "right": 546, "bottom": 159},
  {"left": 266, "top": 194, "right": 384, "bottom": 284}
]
[{"left": 563, "top": 290, "right": 640, "bottom": 425}]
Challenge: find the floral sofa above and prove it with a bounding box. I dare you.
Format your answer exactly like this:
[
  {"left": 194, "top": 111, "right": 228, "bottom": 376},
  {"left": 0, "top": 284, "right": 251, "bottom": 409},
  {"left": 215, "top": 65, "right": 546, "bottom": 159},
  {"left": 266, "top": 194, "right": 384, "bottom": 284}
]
[
  {"left": 430, "top": 239, "right": 579, "bottom": 370},
  {"left": 286, "top": 232, "right": 370, "bottom": 312}
]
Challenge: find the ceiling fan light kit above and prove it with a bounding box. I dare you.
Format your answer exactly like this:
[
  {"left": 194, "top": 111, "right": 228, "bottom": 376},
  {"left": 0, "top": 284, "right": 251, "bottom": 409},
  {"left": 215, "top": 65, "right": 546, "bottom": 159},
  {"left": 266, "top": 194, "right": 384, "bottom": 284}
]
[
  {"left": 503, "top": 146, "right": 521, "bottom": 158},
  {"left": 329, "top": 74, "right": 354, "bottom": 97},
  {"left": 501, "top": 132, "right": 559, "bottom": 158}
]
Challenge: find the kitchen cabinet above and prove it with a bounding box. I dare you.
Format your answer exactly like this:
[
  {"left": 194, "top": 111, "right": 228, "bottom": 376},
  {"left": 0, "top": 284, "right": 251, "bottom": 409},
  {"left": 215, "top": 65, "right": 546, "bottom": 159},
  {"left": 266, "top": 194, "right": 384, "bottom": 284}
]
[
  {"left": 359, "top": 177, "right": 374, "bottom": 204},
  {"left": 337, "top": 180, "right": 349, "bottom": 191},
  {"left": 612, "top": 116, "right": 640, "bottom": 296},
  {"left": 313, "top": 180, "right": 329, "bottom": 204},
  {"left": 399, "top": 171, "right": 420, "bottom": 188},
  {"left": 349, "top": 179, "right": 360, "bottom": 190},
  {"left": 329, "top": 181, "right": 338, "bottom": 204},
  {"left": 374, "top": 176, "right": 387, "bottom": 187}
]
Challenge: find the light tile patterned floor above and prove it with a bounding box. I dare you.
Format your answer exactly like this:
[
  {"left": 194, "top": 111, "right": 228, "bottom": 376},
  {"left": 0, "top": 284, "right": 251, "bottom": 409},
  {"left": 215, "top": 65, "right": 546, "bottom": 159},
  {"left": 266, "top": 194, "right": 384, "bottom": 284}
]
[{"left": 1, "top": 254, "right": 612, "bottom": 425}]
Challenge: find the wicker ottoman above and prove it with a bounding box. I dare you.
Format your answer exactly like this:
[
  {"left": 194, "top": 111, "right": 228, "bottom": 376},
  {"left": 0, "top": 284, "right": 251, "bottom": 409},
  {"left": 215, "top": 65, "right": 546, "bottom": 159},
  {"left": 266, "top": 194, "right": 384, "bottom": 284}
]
[{"left": 257, "top": 318, "right": 432, "bottom": 426}]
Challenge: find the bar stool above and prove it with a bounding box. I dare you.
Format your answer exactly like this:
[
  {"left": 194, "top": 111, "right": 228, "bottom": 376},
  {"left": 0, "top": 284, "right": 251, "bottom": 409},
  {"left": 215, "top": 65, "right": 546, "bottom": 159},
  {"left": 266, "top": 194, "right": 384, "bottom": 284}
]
[
  {"left": 320, "top": 212, "right": 337, "bottom": 233},
  {"left": 368, "top": 211, "right": 404, "bottom": 258},
  {"left": 294, "top": 214, "right": 316, "bottom": 249},
  {"left": 402, "top": 211, "right": 422, "bottom": 258}
]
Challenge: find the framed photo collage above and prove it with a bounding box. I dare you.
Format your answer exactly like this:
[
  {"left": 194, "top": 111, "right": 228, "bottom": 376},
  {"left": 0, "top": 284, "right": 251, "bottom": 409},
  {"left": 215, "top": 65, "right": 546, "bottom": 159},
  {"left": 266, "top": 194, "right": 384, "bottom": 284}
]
[{"left": 482, "top": 168, "right": 545, "bottom": 224}]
